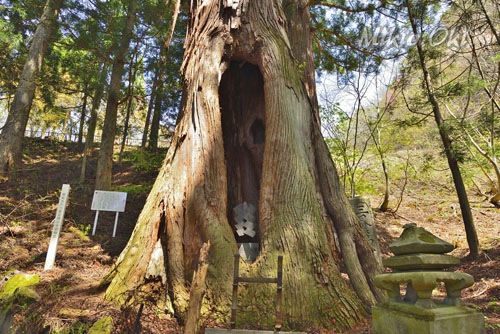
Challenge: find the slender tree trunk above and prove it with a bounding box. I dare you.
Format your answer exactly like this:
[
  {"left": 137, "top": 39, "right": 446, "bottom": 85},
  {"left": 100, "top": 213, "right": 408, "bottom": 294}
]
[
  {"left": 0, "top": 0, "right": 61, "bottom": 172},
  {"left": 61, "top": 107, "right": 71, "bottom": 141},
  {"left": 142, "top": 68, "right": 159, "bottom": 148},
  {"left": 148, "top": 66, "right": 165, "bottom": 150},
  {"left": 29, "top": 123, "right": 36, "bottom": 137},
  {"left": 118, "top": 50, "right": 137, "bottom": 165},
  {"left": 407, "top": 0, "right": 479, "bottom": 258},
  {"left": 7, "top": 94, "right": 11, "bottom": 114},
  {"left": 80, "top": 63, "right": 108, "bottom": 183},
  {"left": 77, "top": 87, "right": 89, "bottom": 150},
  {"left": 141, "top": 95, "right": 154, "bottom": 148},
  {"left": 370, "top": 129, "right": 390, "bottom": 211},
  {"left": 148, "top": 92, "right": 163, "bottom": 150},
  {"left": 88, "top": 65, "right": 108, "bottom": 147},
  {"left": 379, "top": 158, "right": 390, "bottom": 211},
  {"left": 120, "top": 52, "right": 138, "bottom": 163},
  {"left": 119, "top": 94, "right": 134, "bottom": 163},
  {"left": 95, "top": 0, "right": 137, "bottom": 190},
  {"left": 103, "top": 0, "right": 382, "bottom": 330}
]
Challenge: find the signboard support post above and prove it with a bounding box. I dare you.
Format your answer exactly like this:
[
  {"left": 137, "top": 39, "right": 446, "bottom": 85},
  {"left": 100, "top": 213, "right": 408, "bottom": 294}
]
[
  {"left": 44, "top": 184, "right": 70, "bottom": 271},
  {"left": 113, "top": 212, "right": 119, "bottom": 237},
  {"left": 92, "top": 210, "right": 99, "bottom": 236}
]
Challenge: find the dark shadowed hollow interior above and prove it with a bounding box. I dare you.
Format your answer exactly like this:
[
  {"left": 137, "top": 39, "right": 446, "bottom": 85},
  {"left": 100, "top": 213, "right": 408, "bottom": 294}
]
[{"left": 219, "top": 62, "right": 266, "bottom": 252}]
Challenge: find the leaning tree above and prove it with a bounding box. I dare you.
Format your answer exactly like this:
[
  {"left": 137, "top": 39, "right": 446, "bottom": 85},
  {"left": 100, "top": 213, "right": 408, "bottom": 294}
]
[
  {"left": 0, "top": 0, "right": 62, "bottom": 172},
  {"left": 102, "top": 0, "right": 383, "bottom": 330}
]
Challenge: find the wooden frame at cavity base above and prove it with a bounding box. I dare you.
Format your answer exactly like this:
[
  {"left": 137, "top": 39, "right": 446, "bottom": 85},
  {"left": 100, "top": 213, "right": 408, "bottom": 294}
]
[{"left": 231, "top": 254, "right": 283, "bottom": 332}]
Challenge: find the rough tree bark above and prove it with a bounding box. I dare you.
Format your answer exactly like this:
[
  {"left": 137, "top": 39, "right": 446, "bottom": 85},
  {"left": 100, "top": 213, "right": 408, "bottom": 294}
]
[
  {"left": 102, "top": 0, "right": 383, "bottom": 330},
  {"left": 0, "top": 0, "right": 61, "bottom": 172},
  {"left": 407, "top": 0, "right": 480, "bottom": 258},
  {"left": 184, "top": 242, "right": 211, "bottom": 334},
  {"left": 95, "top": 0, "right": 137, "bottom": 190},
  {"left": 283, "top": 0, "right": 320, "bottom": 122}
]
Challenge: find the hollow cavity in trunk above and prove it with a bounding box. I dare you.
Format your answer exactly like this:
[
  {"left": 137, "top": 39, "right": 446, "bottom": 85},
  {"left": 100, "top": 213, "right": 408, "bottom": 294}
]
[{"left": 220, "top": 62, "right": 265, "bottom": 258}]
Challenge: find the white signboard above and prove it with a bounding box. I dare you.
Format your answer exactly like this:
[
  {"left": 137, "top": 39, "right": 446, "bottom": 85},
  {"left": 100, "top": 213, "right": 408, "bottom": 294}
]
[
  {"left": 91, "top": 190, "right": 127, "bottom": 212},
  {"left": 91, "top": 190, "right": 127, "bottom": 237},
  {"left": 44, "top": 184, "right": 70, "bottom": 270}
]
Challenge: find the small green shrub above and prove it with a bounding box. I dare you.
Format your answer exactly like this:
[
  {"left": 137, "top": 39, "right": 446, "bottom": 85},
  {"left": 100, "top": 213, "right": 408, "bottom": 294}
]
[
  {"left": 123, "top": 148, "right": 166, "bottom": 173},
  {"left": 112, "top": 184, "right": 152, "bottom": 196},
  {"left": 70, "top": 225, "right": 90, "bottom": 239}
]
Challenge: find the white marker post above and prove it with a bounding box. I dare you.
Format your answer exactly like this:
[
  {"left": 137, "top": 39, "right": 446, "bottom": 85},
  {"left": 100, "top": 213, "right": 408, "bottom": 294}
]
[
  {"left": 44, "top": 184, "right": 70, "bottom": 270},
  {"left": 91, "top": 190, "right": 127, "bottom": 237}
]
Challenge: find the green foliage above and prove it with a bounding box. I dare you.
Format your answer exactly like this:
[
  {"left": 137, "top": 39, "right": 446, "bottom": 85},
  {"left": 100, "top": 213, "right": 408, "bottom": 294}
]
[
  {"left": 112, "top": 184, "right": 152, "bottom": 196},
  {"left": 320, "top": 103, "right": 350, "bottom": 171},
  {"left": 310, "top": 0, "right": 391, "bottom": 76},
  {"left": 0, "top": 11, "right": 23, "bottom": 54},
  {"left": 0, "top": 0, "right": 185, "bottom": 149},
  {"left": 122, "top": 148, "right": 166, "bottom": 173},
  {"left": 71, "top": 225, "right": 91, "bottom": 239}
]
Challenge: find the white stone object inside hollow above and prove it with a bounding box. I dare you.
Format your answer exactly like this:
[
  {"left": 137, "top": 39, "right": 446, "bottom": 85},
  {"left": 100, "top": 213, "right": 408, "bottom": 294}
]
[
  {"left": 238, "top": 242, "right": 259, "bottom": 263},
  {"left": 233, "top": 201, "right": 256, "bottom": 221},
  {"left": 233, "top": 202, "right": 257, "bottom": 238}
]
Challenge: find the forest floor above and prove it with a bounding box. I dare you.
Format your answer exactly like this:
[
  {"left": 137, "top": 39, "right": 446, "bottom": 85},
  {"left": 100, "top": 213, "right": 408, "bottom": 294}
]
[{"left": 0, "top": 138, "right": 499, "bottom": 333}]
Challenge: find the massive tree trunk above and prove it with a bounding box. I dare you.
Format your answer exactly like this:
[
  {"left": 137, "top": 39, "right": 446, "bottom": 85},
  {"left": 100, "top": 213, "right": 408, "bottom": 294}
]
[
  {"left": 95, "top": 0, "right": 137, "bottom": 190},
  {"left": 407, "top": 0, "right": 479, "bottom": 258},
  {"left": 0, "top": 0, "right": 61, "bottom": 172},
  {"left": 102, "top": 0, "right": 382, "bottom": 330}
]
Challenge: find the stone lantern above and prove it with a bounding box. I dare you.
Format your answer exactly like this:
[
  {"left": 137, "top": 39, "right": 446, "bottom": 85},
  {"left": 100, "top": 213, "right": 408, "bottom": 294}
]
[{"left": 372, "top": 223, "right": 484, "bottom": 334}]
